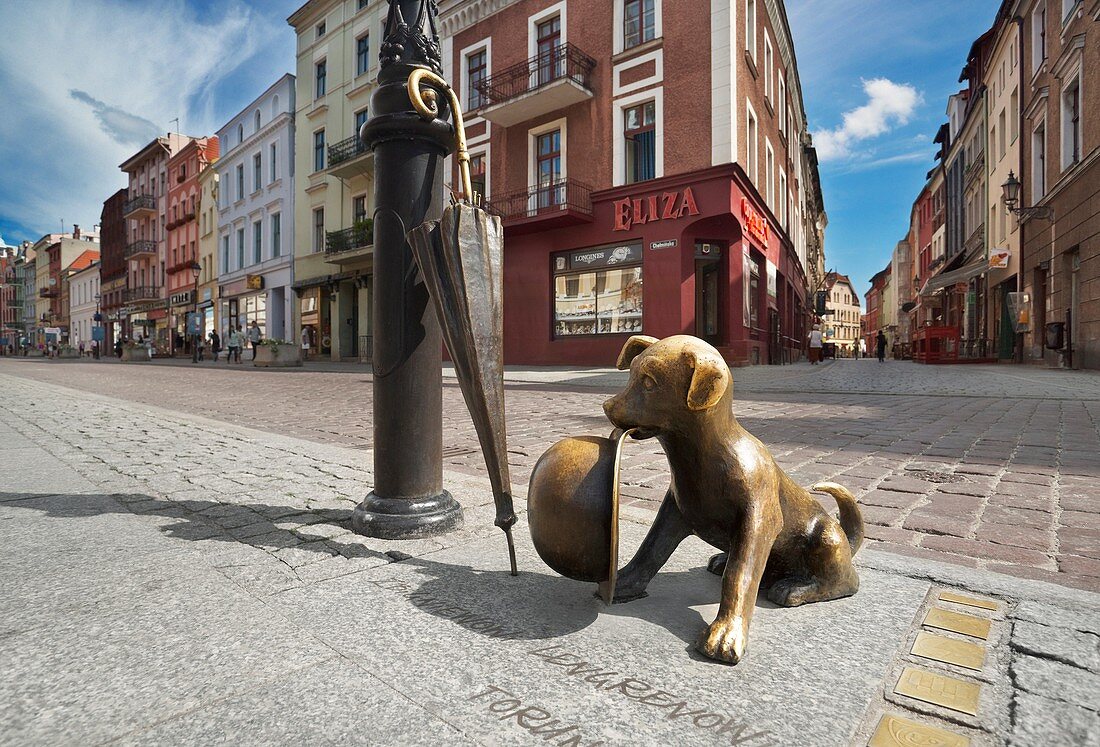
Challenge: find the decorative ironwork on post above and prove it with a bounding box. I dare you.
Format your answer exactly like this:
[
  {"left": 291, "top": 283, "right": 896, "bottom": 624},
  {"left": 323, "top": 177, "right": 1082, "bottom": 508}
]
[{"left": 351, "top": 0, "right": 464, "bottom": 538}]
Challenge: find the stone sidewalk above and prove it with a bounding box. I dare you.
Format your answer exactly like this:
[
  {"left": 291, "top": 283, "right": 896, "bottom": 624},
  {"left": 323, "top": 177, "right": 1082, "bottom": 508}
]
[
  {"left": 1, "top": 373, "right": 1099, "bottom": 745},
  {"left": 4, "top": 359, "right": 1099, "bottom": 592}
]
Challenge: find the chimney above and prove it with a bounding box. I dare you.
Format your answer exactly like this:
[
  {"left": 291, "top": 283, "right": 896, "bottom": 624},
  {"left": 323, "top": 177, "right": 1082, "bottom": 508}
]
[{"left": 73, "top": 224, "right": 81, "bottom": 239}]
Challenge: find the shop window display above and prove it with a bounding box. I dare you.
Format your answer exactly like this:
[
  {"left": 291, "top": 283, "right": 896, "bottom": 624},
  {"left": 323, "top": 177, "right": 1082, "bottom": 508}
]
[{"left": 553, "top": 243, "right": 643, "bottom": 337}]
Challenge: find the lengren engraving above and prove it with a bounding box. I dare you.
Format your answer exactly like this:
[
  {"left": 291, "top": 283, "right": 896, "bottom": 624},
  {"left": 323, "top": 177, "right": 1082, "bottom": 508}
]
[
  {"left": 468, "top": 685, "right": 604, "bottom": 747},
  {"left": 868, "top": 713, "right": 971, "bottom": 747},
  {"left": 922, "top": 607, "right": 992, "bottom": 640},
  {"left": 937, "top": 590, "right": 999, "bottom": 611},
  {"left": 911, "top": 631, "right": 986, "bottom": 671},
  {"left": 893, "top": 666, "right": 981, "bottom": 716},
  {"left": 528, "top": 646, "right": 776, "bottom": 746}
]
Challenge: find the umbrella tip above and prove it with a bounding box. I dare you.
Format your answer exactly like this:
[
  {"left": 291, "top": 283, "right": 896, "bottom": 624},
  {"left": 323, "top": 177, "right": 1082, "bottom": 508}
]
[{"left": 505, "top": 526, "right": 518, "bottom": 576}]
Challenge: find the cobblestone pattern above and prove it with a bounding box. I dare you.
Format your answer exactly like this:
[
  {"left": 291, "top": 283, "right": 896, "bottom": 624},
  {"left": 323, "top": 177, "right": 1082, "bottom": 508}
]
[{"left": 4, "top": 359, "right": 1100, "bottom": 592}]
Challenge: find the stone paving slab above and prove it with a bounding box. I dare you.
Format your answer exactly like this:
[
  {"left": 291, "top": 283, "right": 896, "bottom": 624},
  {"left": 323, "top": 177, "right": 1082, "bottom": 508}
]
[{"left": 1, "top": 373, "right": 1099, "bottom": 744}]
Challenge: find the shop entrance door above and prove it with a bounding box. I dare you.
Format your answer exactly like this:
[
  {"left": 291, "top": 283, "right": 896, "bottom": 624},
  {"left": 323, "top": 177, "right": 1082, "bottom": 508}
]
[{"left": 694, "top": 242, "right": 723, "bottom": 344}]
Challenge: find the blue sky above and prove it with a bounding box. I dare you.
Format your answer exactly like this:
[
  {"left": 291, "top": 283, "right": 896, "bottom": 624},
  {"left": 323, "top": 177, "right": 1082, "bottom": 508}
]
[{"left": 0, "top": 0, "right": 1000, "bottom": 303}]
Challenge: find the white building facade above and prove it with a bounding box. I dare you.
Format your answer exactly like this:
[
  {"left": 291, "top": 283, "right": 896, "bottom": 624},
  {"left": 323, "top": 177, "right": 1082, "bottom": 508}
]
[
  {"left": 68, "top": 262, "right": 101, "bottom": 350},
  {"left": 215, "top": 73, "right": 297, "bottom": 342}
]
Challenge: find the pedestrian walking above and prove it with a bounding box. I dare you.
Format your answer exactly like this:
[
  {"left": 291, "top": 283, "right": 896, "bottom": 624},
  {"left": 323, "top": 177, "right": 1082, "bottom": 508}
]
[
  {"left": 209, "top": 330, "right": 221, "bottom": 362},
  {"left": 248, "top": 320, "right": 262, "bottom": 361},
  {"left": 808, "top": 324, "right": 824, "bottom": 365},
  {"left": 876, "top": 330, "right": 888, "bottom": 363},
  {"left": 226, "top": 327, "right": 241, "bottom": 364},
  {"left": 192, "top": 333, "right": 204, "bottom": 363},
  {"left": 300, "top": 326, "right": 311, "bottom": 359}
]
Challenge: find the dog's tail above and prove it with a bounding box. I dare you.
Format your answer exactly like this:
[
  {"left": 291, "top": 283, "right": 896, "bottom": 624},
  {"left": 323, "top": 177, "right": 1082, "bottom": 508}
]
[{"left": 812, "top": 482, "right": 864, "bottom": 555}]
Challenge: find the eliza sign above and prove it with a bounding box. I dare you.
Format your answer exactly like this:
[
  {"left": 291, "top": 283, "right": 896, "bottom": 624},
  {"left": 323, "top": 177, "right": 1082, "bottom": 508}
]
[
  {"left": 740, "top": 198, "right": 769, "bottom": 247},
  {"left": 613, "top": 188, "right": 700, "bottom": 231}
]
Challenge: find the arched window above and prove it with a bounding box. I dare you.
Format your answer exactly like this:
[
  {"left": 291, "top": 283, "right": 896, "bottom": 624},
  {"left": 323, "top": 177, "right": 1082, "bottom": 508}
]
[
  {"left": 271, "top": 95, "right": 279, "bottom": 118},
  {"left": 254, "top": 110, "right": 261, "bottom": 132},
  {"left": 237, "top": 123, "right": 244, "bottom": 143}
]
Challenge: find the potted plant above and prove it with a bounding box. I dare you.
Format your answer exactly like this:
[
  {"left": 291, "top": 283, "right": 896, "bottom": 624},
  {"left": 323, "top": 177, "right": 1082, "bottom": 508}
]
[
  {"left": 57, "top": 344, "right": 80, "bottom": 359},
  {"left": 254, "top": 338, "right": 302, "bottom": 367},
  {"left": 352, "top": 218, "right": 374, "bottom": 249},
  {"left": 121, "top": 342, "right": 151, "bottom": 362}
]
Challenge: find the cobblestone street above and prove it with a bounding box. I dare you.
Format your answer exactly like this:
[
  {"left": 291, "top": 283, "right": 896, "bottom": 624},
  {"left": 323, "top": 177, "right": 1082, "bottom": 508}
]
[
  {"left": 3, "top": 357, "right": 1099, "bottom": 592},
  {"left": 2, "top": 360, "right": 1099, "bottom": 744}
]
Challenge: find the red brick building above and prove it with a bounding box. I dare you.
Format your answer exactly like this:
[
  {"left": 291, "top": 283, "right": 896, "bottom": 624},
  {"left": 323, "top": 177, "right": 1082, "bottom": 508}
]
[
  {"left": 100, "top": 188, "right": 128, "bottom": 346},
  {"left": 439, "top": 0, "right": 825, "bottom": 365},
  {"left": 165, "top": 137, "right": 219, "bottom": 354}
]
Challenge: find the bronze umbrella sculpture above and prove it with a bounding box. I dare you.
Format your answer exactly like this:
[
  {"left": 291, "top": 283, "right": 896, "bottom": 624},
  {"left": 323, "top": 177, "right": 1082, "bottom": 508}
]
[{"left": 405, "top": 69, "right": 518, "bottom": 575}]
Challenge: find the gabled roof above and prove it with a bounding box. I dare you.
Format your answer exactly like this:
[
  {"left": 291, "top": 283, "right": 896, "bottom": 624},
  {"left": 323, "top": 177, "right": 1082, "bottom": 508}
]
[{"left": 65, "top": 250, "right": 101, "bottom": 274}]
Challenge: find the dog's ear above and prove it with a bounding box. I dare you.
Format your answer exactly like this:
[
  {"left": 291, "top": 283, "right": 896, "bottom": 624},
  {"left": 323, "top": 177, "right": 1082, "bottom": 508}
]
[
  {"left": 616, "top": 335, "right": 658, "bottom": 370},
  {"left": 686, "top": 348, "right": 730, "bottom": 411}
]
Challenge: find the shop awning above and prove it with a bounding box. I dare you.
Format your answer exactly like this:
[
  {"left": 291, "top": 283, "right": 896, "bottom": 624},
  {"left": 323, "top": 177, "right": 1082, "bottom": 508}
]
[{"left": 919, "top": 250, "right": 987, "bottom": 296}]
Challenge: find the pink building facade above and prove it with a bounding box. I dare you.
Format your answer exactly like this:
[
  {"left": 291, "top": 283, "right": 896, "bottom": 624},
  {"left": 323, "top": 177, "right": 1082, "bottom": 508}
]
[
  {"left": 119, "top": 134, "right": 192, "bottom": 348},
  {"left": 165, "top": 137, "right": 219, "bottom": 353}
]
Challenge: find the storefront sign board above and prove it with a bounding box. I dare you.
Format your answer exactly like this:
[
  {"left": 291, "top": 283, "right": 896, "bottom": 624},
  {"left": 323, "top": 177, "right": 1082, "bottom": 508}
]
[
  {"left": 988, "top": 248, "right": 1010, "bottom": 269},
  {"left": 650, "top": 239, "right": 677, "bottom": 251},
  {"left": 612, "top": 188, "right": 700, "bottom": 232},
  {"left": 740, "top": 198, "right": 770, "bottom": 247},
  {"left": 561, "top": 243, "right": 642, "bottom": 271}
]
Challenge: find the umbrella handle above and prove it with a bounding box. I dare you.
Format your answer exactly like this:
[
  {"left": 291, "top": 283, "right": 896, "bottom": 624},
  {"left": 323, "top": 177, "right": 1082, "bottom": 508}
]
[{"left": 407, "top": 69, "right": 475, "bottom": 206}]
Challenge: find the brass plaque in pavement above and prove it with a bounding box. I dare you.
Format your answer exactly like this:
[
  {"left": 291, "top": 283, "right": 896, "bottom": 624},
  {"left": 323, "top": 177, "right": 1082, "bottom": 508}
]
[
  {"left": 938, "top": 590, "right": 999, "bottom": 611},
  {"left": 869, "top": 713, "right": 970, "bottom": 747},
  {"left": 894, "top": 666, "right": 981, "bottom": 716},
  {"left": 923, "top": 607, "right": 991, "bottom": 640},
  {"left": 911, "top": 631, "right": 986, "bottom": 671}
]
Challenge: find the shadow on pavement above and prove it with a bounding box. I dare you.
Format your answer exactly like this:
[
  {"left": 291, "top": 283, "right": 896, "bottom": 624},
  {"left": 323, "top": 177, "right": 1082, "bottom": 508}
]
[{"left": 0, "top": 491, "right": 738, "bottom": 653}]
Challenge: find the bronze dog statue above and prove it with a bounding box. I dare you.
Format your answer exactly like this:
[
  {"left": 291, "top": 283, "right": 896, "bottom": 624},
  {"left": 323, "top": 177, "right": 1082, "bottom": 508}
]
[{"left": 603, "top": 334, "right": 864, "bottom": 664}]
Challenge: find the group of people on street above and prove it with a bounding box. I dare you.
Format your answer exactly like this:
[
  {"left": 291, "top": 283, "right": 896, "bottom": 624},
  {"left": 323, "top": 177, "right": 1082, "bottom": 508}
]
[
  {"left": 200, "top": 320, "right": 262, "bottom": 364},
  {"left": 807, "top": 324, "right": 889, "bottom": 364}
]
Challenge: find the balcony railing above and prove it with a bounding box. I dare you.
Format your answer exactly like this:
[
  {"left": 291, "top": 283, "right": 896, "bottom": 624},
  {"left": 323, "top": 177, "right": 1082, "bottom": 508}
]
[
  {"left": 39, "top": 288, "right": 58, "bottom": 298},
  {"left": 475, "top": 43, "right": 596, "bottom": 126},
  {"left": 325, "top": 225, "right": 374, "bottom": 254},
  {"left": 478, "top": 43, "right": 595, "bottom": 105},
  {"left": 329, "top": 135, "right": 369, "bottom": 168},
  {"left": 123, "top": 194, "right": 156, "bottom": 216},
  {"left": 124, "top": 240, "right": 157, "bottom": 260},
  {"left": 123, "top": 286, "right": 160, "bottom": 302},
  {"left": 486, "top": 178, "right": 594, "bottom": 223}
]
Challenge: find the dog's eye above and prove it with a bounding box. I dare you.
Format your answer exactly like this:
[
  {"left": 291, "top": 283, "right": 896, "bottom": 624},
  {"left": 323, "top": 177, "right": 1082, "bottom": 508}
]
[{"left": 642, "top": 375, "right": 657, "bottom": 391}]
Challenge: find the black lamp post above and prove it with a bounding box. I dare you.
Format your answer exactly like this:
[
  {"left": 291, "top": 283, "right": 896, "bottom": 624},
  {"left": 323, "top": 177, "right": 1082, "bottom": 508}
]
[
  {"left": 1001, "top": 171, "right": 1053, "bottom": 221},
  {"left": 351, "top": 0, "right": 463, "bottom": 538},
  {"left": 189, "top": 260, "right": 202, "bottom": 363}
]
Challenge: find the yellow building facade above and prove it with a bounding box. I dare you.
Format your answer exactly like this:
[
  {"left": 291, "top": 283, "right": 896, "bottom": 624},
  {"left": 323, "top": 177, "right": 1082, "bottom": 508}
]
[{"left": 288, "top": 0, "right": 385, "bottom": 361}]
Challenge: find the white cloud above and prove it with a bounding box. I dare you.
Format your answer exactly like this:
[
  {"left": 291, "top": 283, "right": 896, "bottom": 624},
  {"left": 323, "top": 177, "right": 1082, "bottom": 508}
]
[
  {"left": 0, "top": 0, "right": 278, "bottom": 239},
  {"left": 813, "top": 78, "right": 922, "bottom": 161}
]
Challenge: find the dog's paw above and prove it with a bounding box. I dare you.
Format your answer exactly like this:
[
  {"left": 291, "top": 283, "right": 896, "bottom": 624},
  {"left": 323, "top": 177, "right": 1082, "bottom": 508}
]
[
  {"left": 695, "top": 616, "right": 748, "bottom": 664},
  {"left": 706, "top": 552, "right": 728, "bottom": 576},
  {"left": 767, "top": 578, "right": 817, "bottom": 607}
]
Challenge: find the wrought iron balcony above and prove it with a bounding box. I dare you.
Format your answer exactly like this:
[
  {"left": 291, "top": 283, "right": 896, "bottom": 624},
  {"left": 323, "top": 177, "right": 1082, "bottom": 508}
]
[
  {"left": 486, "top": 178, "right": 594, "bottom": 233},
  {"left": 325, "top": 225, "right": 374, "bottom": 255},
  {"left": 327, "top": 134, "right": 373, "bottom": 178},
  {"left": 124, "top": 240, "right": 157, "bottom": 260},
  {"left": 123, "top": 194, "right": 156, "bottom": 217},
  {"left": 123, "top": 286, "right": 160, "bottom": 302},
  {"left": 476, "top": 43, "right": 596, "bottom": 126}
]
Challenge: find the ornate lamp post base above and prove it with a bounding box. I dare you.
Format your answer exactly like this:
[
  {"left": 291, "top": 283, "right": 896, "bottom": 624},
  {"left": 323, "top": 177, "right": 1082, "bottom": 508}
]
[{"left": 351, "top": 490, "right": 464, "bottom": 539}]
